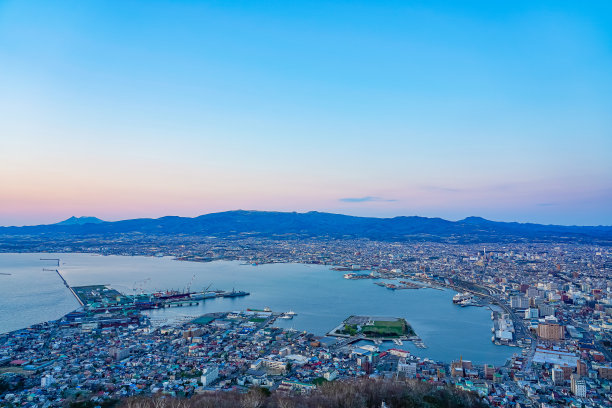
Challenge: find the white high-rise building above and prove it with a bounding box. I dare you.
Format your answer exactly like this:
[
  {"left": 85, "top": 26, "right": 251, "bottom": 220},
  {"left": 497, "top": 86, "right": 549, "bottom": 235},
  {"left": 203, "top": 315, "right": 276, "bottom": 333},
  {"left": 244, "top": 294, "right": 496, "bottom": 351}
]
[
  {"left": 571, "top": 374, "right": 586, "bottom": 397},
  {"left": 41, "top": 374, "right": 54, "bottom": 388},
  {"left": 201, "top": 366, "right": 219, "bottom": 386}
]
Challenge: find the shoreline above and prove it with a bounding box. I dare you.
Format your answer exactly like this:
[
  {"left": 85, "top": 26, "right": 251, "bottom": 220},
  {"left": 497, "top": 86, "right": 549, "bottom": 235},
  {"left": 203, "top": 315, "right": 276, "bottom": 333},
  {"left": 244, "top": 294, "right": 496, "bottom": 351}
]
[{"left": 0, "top": 252, "right": 518, "bottom": 365}]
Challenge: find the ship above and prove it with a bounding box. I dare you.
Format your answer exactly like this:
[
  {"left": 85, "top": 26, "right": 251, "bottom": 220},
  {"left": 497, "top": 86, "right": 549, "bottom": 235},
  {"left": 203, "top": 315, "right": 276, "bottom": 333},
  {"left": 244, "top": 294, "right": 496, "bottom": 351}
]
[
  {"left": 459, "top": 298, "right": 477, "bottom": 307},
  {"left": 247, "top": 306, "right": 271, "bottom": 312},
  {"left": 452, "top": 292, "right": 473, "bottom": 304},
  {"left": 222, "top": 289, "right": 250, "bottom": 298},
  {"left": 279, "top": 310, "right": 297, "bottom": 319},
  {"left": 190, "top": 291, "right": 217, "bottom": 300},
  {"left": 152, "top": 290, "right": 193, "bottom": 300}
]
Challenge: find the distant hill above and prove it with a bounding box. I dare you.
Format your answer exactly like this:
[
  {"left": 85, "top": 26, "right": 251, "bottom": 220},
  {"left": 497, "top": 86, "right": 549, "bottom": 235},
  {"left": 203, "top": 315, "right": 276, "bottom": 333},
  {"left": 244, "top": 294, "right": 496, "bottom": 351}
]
[
  {"left": 0, "top": 210, "right": 610, "bottom": 244},
  {"left": 55, "top": 216, "right": 105, "bottom": 226}
]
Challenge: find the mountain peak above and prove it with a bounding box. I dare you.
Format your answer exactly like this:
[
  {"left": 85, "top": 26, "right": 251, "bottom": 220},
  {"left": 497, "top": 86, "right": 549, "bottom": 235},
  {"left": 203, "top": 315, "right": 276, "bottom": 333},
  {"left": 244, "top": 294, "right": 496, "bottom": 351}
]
[
  {"left": 459, "top": 216, "right": 490, "bottom": 224},
  {"left": 55, "top": 216, "right": 104, "bottom": 226}
]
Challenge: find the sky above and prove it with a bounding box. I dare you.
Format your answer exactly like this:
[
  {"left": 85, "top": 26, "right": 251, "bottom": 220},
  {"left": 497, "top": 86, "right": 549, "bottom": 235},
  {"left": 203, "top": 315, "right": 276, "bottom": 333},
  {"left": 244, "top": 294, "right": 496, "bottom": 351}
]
[{"left": 1, "top": 1, "right": 611, "bottom": 226}]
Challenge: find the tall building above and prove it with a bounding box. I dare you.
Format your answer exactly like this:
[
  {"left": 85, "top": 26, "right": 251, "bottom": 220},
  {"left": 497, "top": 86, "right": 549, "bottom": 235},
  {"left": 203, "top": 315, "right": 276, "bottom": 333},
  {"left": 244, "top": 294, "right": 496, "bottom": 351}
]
[
  {"left": 510, "top": 296, "right": 529, "bottom": 309},
  {"left": 577, "top": 360, "right": 587, "bottom": 377},
  {"left": 552, "top": 368, "right": 564, "bottom": 385},
  {"left": 571, "top": 374, "right": 586, "bottom": 397},
  {"left": 484, "top": 364, "right": 495, "bottom": 380}
]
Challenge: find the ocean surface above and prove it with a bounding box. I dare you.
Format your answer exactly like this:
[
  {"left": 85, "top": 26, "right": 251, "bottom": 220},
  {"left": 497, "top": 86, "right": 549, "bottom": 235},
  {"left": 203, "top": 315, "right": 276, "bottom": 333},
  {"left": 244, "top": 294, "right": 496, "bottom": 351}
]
[{"left": 0, "top": 253, "right": 516, "bottom": 365}]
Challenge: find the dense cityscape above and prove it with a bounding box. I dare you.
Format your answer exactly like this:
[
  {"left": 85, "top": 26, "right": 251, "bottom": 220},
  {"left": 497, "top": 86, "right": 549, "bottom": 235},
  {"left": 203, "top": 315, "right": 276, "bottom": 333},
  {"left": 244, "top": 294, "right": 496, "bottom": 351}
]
[
  {"left": 1, "top": 235, "right": 610, "bottom": 407},
  {"left": 2, "top": 1, "right": 611, "bottom": 407}
]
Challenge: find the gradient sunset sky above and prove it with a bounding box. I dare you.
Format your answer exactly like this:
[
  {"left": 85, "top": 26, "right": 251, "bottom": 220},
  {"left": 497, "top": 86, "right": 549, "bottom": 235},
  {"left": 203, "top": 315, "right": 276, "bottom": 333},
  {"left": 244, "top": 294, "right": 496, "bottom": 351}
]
[{"left": 1, "top": 1, "right": 611, "bottom": 226}]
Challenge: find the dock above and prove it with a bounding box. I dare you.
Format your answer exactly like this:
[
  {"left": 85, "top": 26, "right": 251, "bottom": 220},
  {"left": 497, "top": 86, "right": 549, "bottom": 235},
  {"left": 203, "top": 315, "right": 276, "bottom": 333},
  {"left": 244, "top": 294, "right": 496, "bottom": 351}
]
[
  {"left": 40, "top": 258, "right": 60, "bottom": 266},
  {"left": 413, "top": 338, "right": 428, "bottom": 348},
  {"left": 165, "top": 300, "right": 200, "bottom": 308},
  {"left": 44, "top": 267, "right": 84, "bottom": 306}
]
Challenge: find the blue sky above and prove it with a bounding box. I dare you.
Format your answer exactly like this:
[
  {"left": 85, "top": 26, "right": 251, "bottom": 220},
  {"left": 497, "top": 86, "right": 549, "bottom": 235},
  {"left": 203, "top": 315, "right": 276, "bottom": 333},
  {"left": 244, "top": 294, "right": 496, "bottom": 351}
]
[{"left": 0, "top": 1, "right": 611, "bottom": 225}]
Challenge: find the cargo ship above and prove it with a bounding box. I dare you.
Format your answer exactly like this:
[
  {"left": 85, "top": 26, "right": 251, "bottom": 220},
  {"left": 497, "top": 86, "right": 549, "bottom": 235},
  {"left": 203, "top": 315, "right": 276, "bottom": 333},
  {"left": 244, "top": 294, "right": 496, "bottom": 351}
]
[
  {"left": 152, "top": 290, "right": 193, "bottom": 300},
  {"left": 247, "top": 307, "right": 271, "bottom": 312}
]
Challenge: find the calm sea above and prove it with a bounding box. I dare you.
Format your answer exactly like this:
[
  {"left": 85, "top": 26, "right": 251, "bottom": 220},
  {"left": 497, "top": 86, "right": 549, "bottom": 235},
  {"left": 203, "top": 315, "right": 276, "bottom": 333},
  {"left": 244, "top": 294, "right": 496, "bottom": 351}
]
[{"left": 0, "top": 253, "right": 516, "bottom": 365}]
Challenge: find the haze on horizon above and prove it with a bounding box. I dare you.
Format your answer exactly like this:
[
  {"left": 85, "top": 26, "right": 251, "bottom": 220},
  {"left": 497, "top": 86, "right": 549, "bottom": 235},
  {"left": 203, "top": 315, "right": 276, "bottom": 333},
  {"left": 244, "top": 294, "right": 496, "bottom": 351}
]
[{"left": 1, "top": 1, "right": 611, "bottom": 227}]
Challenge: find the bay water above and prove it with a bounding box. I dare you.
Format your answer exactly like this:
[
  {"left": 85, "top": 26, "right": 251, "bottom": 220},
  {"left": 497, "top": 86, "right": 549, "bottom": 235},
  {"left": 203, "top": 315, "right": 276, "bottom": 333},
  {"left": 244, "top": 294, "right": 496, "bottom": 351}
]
[{"left": 0, "top": 253, "right": 516, "bottom": 365}]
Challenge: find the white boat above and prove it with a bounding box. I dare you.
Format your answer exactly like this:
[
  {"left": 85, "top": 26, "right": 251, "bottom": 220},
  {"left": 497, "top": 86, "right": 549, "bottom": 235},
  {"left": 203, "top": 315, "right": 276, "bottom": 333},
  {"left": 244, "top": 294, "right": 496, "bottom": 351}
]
[{"left": 453, "top": 292, "right": 473, "bottom": 304}]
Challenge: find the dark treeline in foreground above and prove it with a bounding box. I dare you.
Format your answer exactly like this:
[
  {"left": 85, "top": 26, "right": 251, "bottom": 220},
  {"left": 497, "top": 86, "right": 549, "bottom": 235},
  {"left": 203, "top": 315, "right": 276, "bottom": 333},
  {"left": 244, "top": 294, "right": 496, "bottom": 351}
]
[{"left": 116, "top": 379, "right": 487, "bottom": 408}]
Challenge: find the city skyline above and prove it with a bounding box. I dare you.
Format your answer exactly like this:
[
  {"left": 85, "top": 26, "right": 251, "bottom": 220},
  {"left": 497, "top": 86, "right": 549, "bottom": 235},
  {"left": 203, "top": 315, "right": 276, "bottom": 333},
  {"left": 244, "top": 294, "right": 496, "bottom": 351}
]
[{"left": 1, "top": 1, "right": 611, "bottom": 226}]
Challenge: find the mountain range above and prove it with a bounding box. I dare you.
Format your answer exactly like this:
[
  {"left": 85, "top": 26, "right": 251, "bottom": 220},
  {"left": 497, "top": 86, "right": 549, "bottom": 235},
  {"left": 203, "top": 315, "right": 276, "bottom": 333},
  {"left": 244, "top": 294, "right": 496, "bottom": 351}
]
[{"left": 0, "top": 211, "right": 610, "bottom": 244}]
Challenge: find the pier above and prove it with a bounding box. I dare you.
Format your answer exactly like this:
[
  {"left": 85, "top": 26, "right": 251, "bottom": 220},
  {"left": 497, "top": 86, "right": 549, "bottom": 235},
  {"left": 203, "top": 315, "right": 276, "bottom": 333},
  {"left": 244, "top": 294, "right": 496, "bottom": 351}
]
[
  {"left": 165, "top": 300, "right": 200, "bottom": 308},
  {"left": 44, "top": 265, "right": 84, "bottom": 306},
  {"left": 40, "top": 258, "right": 60, "bottom": 267}
]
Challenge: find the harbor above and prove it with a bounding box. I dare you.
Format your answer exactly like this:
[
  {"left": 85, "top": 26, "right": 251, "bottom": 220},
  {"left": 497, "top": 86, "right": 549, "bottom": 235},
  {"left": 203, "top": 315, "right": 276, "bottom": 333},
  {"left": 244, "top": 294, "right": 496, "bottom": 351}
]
[
  {"left": 70, "top": 284, "right": 250, "bottom": 312},
  {"left": 0, "top": 253, "right": 517, "bottom": 365}
]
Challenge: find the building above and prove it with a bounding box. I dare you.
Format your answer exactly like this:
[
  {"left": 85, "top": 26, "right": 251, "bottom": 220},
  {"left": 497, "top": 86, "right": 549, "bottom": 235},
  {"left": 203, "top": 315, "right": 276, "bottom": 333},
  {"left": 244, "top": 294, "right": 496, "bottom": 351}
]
[
  {"left": 510, "top": 296, "right": 529, "bottom": 309},
  {"left": 450, "top": 358, "right": 472, "bottom": 377},
  {"left": 599, "top": 366, "right": 612, "bottom": 380},
  {"left": 552, "top": 368, "right": 564, "bottom": 385},
  {"left": 110, "top": 347, "right": 130, "bottom": 361},
  {"left": 571, "top": 374, "right": 586, "bottom": 397},
  {"left": 577, "top": 360, "right": 587, "bottom": 377},
  {"left": 201, "top": 366, "right": 219, "bottom": 386},
  {"left": 388, "top": 348, "right": 410, "bottom": 358},
  {"left": 537, "top": 323, "right": 565, "bottom": 340},
  {"left": 538, "top": 304, "right": 555, "bottom": 317},
  {"left": 484, "top": 364, "right": 495, "bottom": 381},
  {"left": 323, "top": 370, "right": 338, "bottom": 381},
  {"left": 41, "top": 374, "right": 54, "bottom": 388},
  {"left": 397, "top": 359, "right": 417, "bottom": 378},
  {"left": 561, "top": 365, "right": 573, "bottom": 380},
  {"left": 262, "top": 358, "right": 288, "bottom": 373},
  {"left": 527, "top": 287, "right": 540, "bottom": 298}
]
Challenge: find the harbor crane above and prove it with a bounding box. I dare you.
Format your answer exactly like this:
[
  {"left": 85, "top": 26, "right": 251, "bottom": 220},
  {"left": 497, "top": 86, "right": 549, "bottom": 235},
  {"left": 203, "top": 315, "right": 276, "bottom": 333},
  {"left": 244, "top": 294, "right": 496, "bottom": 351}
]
[
  {"left": 132, "top": 278, "right": 151, "bottom": 303},
  {"left": 185, "top": 273, "right": 196, "bottom": 294}
]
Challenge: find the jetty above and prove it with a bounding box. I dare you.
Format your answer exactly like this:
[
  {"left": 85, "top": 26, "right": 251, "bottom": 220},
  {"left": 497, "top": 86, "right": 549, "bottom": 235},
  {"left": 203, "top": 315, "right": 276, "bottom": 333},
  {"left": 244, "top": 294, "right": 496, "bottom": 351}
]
[
  {"left": 165, "top": 300, "right": 200, "bottom": 308},
  {"left": 44, "top": 266, "right": 84, "bottom": 306}
]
